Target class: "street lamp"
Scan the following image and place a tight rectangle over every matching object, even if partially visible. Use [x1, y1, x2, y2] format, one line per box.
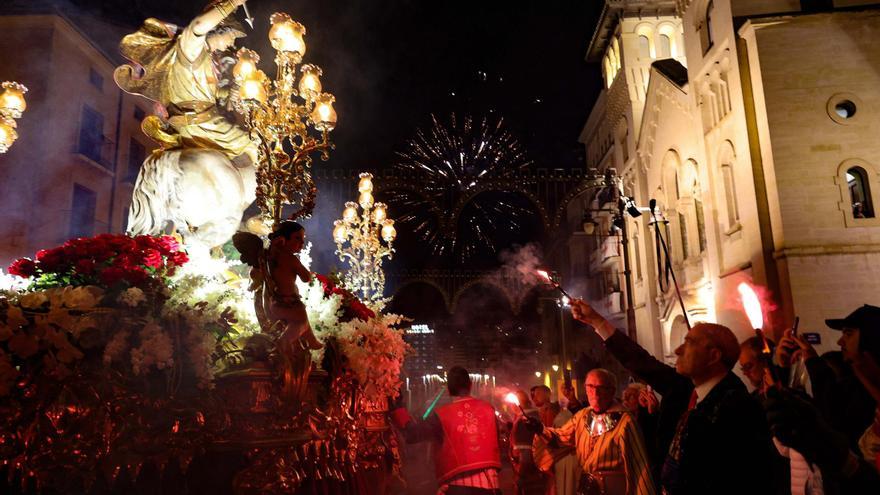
[232, 12, 337, 227]
[333, 172, 397, 304]
[581, 169, 640, 342]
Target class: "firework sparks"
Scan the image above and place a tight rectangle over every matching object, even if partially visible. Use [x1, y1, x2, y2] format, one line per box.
[391, 113, 534, 261]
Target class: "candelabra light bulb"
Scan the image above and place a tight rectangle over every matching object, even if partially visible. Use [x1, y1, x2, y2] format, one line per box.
[381, 219, 396, 242]
[0, 82, 27, 119]
[311, 93, 337, 132]
[232, 48, 259, 81]
[269, 13, 306, 56]
[0, 117, 17, 153]
[240, 71, 268, 104]
[343, 202, 359, 223]
[372, 203, 387, 224]
[333, 220, 348, 243]
[358, 191, 374, 209]
[358, 172, 374, 193]
[298, 64, 322, 99]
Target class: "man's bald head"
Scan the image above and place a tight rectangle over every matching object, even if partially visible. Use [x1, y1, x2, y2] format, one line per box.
[698, 323, 741, 370]
[675, 322, 741, 384]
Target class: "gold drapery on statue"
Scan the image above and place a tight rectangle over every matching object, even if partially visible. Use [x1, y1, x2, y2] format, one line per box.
[113, 18, 254, 160]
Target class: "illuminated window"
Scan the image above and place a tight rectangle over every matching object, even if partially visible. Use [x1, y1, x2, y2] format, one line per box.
[847, 167, 874, 218]
[722, 164, 740, 227]
[658, 34, 672, 59]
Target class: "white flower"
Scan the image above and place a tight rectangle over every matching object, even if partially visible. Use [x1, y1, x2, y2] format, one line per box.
[185, 324, 217, 389]
[130, 322, 174, 375]
[103, 330, 130, 365]
[118, 287, 146, 307]
[61, 286, 103, 309]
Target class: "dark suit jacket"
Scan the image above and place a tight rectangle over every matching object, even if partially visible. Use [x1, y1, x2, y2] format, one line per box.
[604, 331, 777, 495]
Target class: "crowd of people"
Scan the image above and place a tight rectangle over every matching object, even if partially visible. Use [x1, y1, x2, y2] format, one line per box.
[390, 301, 880, 495]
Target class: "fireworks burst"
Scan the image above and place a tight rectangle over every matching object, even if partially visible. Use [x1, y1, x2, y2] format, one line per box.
[390, 113, 535, 261]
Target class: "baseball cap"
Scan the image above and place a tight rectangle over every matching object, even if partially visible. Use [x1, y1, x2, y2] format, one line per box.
[825, 304, 880, 331]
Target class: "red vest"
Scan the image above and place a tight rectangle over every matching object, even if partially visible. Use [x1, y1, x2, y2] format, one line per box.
[434, 397, 502, 483]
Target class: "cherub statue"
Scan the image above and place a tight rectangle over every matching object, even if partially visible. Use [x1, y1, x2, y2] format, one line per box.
[233, 222, 323, 401]
[234, 222, 323, 349]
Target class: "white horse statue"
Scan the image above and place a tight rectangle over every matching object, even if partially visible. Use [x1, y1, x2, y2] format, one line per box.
[127, 148, 257, 259]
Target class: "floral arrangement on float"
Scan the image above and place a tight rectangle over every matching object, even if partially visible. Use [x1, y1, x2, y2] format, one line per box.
[0, 233, 410, 492]
[301, 272, 409, 406]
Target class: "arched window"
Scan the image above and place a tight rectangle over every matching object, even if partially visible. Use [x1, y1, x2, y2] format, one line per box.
[721, 165, 740, 226]
[638, 35, 651, 59]
[603, 57, 613, 88]
[847, 167, 875, 218]
[658, 34, 672, 59]
[699, 0, 715, 54]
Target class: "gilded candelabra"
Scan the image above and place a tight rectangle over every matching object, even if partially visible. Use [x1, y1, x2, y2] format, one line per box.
[233, 12, 337, 227]
[332, 173, 397, 303]
[0, 81, 27, 153]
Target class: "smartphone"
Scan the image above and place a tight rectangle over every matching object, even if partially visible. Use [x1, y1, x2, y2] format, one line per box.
[563, 369, 572, 387]
[791, 316, 800, 338]
[802, 332, 821, 345]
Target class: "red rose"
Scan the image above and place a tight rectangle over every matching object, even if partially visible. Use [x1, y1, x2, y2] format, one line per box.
[35, 248, 63, 272]
[123, 267, 148, 285]
[169, 251, 189, 267]
[157, 236, 180, 255]
[7, 258, 36, 278]
[74, 258, 96, 275]
[141, 248, 163, 269]
[113, 254, 137, 270]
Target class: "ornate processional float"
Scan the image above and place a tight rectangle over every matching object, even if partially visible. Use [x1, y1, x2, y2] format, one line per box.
[0, 2, 409, 493]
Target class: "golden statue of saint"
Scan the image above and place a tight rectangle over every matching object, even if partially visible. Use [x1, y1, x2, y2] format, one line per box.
[114, 0, 257, 166]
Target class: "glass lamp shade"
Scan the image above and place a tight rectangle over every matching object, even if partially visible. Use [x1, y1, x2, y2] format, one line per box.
[232, 48, 260, 81]
[343, 202, 359, 223]
[371, 203, 387, 224]
[332, 220, 348, 243]
[0, 117, 17, 153]
[298, 64, 322, 100]
[358, 172, 373, 193]
[269, 13, 306, 56]
[239, 71, 268, 104]
[358, 191, 374, 209]
[0, 82, 27, 119]
[310, 93, 337, 132]
[381, 219, 396, 242]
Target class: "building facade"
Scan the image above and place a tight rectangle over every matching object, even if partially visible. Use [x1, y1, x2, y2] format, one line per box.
[566, 0, 880, 361]
[0, 5, 156, 266]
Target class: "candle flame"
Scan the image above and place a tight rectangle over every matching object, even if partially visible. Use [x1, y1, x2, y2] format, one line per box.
[737, 282, 764, 330]
[504, 392, 520, 406]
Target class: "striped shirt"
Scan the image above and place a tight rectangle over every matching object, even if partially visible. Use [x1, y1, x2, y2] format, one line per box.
[538, 405, 656, 495]
[442, 468, 500, 493]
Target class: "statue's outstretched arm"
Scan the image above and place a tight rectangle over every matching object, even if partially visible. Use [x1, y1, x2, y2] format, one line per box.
[191, 0, 248, 37]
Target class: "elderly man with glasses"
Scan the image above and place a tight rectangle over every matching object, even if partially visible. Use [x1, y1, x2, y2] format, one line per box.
[522, 368, 655, 495]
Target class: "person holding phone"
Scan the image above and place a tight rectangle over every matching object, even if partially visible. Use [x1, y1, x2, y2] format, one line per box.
[775, 305, 879, 450]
